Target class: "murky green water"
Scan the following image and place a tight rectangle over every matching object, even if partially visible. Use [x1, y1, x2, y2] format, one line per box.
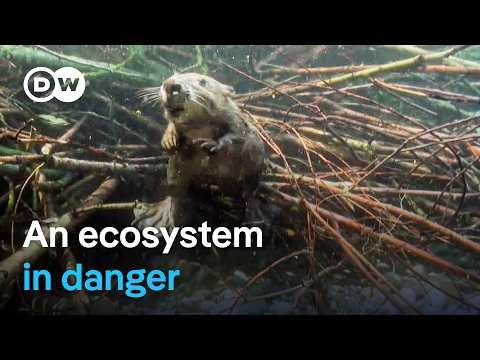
[1, 45, 480, 314]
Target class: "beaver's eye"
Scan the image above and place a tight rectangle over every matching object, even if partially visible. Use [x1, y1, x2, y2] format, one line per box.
[199, 79, 208, 87]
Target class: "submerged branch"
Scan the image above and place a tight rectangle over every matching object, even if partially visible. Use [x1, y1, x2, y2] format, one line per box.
[0, 177, 119, 291]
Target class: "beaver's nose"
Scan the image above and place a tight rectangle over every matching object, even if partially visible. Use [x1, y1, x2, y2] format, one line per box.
[164, 82, 182, 96]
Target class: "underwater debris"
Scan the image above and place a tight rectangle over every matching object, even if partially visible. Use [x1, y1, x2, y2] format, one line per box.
[1, 45, 480, 314]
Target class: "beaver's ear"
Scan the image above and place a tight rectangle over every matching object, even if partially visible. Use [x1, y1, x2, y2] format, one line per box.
[222, 84, 235, 97]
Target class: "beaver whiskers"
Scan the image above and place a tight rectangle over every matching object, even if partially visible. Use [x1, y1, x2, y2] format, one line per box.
[136, 86, 163, 104]
[138, 84, 212, 116]
[189, 92, 212, 114]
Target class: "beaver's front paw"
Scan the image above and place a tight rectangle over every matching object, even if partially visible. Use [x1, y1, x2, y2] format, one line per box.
[132, 197, 175, 231]
[192, 138, 219, 154]
[193, 136, 235, 154]
[161, 123, 178, 152]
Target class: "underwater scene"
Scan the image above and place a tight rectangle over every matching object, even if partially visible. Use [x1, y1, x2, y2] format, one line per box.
[0, 45, 480, 315]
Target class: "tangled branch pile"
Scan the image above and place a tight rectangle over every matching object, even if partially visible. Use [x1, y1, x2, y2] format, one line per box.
[1, 45, 480, 314]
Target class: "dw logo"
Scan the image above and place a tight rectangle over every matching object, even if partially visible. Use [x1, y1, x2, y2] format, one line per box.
[23, 67, 86, 103]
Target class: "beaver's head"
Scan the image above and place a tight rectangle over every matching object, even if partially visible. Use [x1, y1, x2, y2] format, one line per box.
[141, 73, 236, 126]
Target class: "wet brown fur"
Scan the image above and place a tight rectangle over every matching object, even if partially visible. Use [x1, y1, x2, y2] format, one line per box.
[133, 73, 265, 229]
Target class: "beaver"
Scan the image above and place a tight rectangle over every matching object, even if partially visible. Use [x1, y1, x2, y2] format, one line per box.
[133, 73, 265, 230]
